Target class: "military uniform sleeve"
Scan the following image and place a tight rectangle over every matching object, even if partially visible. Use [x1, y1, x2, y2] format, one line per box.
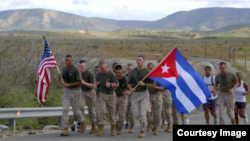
[89, 72, 95, 84]
[76, 68, 82, 81]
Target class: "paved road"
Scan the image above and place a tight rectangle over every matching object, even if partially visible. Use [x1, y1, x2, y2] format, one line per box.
[1, 105, 249, 141]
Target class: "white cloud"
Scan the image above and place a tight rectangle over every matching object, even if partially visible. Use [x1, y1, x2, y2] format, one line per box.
[72, 0, 88, 5]
[0, 0, 249, 21]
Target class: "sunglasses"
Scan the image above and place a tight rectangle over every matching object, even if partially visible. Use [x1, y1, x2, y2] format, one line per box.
[205, 69, 211, 70]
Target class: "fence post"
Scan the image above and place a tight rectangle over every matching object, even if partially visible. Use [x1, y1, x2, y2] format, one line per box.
[9, 119, 16, 131]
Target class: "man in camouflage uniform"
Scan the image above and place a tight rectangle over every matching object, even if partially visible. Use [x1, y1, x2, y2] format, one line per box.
[114, 65, 130, 135]
[128, 56, 152, 138]
[211, 62, 238, 125]
[59, 55, 85, 136]
[125, 63, 134, 129]
[94, 61, 119, 136]
[78, 60, 97, 134]
[145, 63, 163, 135]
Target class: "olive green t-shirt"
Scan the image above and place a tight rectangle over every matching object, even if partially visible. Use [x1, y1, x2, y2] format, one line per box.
[96, 70, 119, 94]
[115, 76, 129, 97]
[148, 81, 162, 94]
[81, 70, 94, 91]
[62, 65, 82, 88]
[215, 72, 238, 93]
[128, 67, 153, 92]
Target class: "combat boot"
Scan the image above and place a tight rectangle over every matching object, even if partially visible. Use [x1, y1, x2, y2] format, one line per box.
[60, 128, 69, 136]
[231, 119, 236, 125]
[78, 121, 86, 133]
[138, 131, 145, 138]
[111, 124, 116, 136]
[161, 120, 166, 129]
[117, 127, 123, 135]
[165, 123, 172, 133]
[89, 124, 97, 134]
[153, 127, 159, 135]
[129, 126, 134, 133]
[96, 125, 104, 136]
[146, 121, 152, 132]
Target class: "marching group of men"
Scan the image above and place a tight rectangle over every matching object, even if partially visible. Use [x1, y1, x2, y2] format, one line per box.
[58, 54, 249, 138]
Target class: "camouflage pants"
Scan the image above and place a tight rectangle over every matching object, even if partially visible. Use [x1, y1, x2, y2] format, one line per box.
[218, 92, 235, 124]
[116, 95, 128, 128]
[61, 88, 84, 128]
[80, 89, 96, 124]
[130, 90, 151, 132]
[95, 93, 101, 126]
[97, 92, 116, 125]
[172, 101, 187, 125]
[146, 92, 163, 127]
[162, 90, 172, 124]
[125, 95, 134, 125]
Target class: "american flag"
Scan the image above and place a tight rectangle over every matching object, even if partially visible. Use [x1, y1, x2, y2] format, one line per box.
[36, 36, 57, 104]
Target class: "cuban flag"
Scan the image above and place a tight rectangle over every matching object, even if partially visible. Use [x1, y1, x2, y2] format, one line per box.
[148, 47, 211, 114]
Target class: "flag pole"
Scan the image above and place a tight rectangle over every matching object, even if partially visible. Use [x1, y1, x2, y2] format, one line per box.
[42, 35, 64, 83]
[128, 47, 177, 95]
[56, 65, 64, 83]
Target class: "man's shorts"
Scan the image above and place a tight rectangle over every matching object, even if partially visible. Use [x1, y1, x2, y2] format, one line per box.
[202, 99, 217, 112]
[235, 101, 246, 109]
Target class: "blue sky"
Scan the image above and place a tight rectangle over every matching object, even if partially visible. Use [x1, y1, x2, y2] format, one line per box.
[0, 0, 249, 21]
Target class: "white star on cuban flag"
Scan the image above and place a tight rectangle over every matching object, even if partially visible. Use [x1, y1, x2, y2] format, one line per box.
[161, 64, 170, 73]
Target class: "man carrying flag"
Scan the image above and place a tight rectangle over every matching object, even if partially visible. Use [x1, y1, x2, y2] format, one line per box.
[127, 56, 153, 138]
[59, 55, 86, 136]
[146, 47, 211, 115]
[36, 36, 57, 104]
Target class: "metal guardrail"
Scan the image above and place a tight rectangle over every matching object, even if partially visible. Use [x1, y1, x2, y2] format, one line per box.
[0, 106, 88, 130]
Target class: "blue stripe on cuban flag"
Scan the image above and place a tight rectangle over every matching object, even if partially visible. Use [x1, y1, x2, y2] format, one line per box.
[148, 47, 211, 114]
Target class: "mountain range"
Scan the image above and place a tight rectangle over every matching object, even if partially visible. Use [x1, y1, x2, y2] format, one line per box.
[0, 7, 250, 32]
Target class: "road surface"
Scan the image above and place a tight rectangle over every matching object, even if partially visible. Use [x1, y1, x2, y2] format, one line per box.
[1, 105, 249, 141]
